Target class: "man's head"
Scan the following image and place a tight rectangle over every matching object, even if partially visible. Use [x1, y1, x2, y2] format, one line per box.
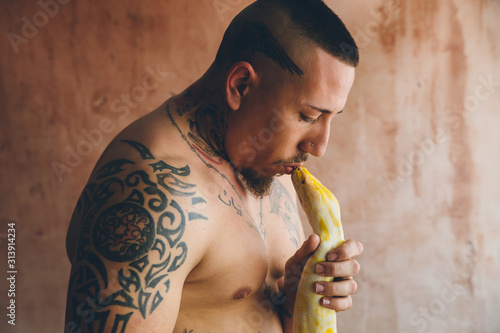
[215, 0, 359, 71]
[210, 0, 358, 197]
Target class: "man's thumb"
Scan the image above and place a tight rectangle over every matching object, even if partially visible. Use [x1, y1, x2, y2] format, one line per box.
[289, 234, 321, 266]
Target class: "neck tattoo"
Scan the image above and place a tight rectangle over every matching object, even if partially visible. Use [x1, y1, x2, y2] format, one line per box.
[165, 100, 267, 238]
[178, 90, 229, 162]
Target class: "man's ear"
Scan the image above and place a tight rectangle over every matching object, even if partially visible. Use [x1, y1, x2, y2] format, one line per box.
[225, 61, 256, 111]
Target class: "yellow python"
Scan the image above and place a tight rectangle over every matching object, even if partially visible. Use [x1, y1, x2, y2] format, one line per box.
[291, 167, 345, 333]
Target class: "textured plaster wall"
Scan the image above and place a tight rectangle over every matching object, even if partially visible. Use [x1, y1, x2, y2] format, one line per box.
[0, 0, 499, 332]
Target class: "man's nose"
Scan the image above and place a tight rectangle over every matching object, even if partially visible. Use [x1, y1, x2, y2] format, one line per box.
[298, 125, 330, 157]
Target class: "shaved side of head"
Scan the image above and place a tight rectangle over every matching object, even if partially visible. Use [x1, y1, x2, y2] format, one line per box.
[214, 0, 359, 77]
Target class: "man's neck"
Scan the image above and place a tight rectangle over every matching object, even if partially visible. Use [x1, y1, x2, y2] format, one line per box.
[167, 76, 258, 199]
[173, 75, 230, 164]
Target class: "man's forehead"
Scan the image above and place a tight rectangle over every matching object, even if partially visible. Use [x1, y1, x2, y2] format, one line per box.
[316, 48, 355, 84]
[297, 48, 355, 110]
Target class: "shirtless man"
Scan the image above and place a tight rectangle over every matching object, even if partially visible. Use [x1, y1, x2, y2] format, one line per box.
[64, 0, 363, 332]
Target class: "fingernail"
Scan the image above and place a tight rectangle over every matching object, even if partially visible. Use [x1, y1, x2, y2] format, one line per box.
[316, 264, 325, 273]
[328, 253, 338, 261]
[316, 284, 325, 293]
[322, 298, 330, 305]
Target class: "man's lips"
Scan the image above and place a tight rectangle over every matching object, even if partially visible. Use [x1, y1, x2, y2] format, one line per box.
[282, 164, 303, 175]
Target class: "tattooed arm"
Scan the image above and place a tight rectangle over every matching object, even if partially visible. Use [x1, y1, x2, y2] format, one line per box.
[64, 140, 211, 332]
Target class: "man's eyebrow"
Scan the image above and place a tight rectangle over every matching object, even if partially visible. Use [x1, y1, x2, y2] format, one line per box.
[307, 104, 343, 114]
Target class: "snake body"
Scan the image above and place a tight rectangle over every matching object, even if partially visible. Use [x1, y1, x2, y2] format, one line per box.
[291, 167, 345, 333]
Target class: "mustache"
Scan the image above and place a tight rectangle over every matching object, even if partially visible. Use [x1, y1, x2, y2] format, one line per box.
[273, 153, 309, 166]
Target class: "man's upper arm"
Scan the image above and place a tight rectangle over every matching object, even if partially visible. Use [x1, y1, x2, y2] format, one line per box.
[65, 142, 210, 332]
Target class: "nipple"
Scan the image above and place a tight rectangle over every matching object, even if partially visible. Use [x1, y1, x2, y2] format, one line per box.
[232, 287, 252, 300]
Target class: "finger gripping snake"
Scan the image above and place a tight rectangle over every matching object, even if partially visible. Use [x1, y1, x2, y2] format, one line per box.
[291, 167, 345, 333]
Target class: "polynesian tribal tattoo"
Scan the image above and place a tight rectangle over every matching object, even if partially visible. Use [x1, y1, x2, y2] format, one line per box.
[67, 140, 208, 332]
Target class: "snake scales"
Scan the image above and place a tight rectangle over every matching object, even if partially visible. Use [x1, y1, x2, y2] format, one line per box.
[291, 167, 345, 333]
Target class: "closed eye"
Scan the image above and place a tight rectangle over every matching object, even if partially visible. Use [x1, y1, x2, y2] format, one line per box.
[300, 113, 319, 124]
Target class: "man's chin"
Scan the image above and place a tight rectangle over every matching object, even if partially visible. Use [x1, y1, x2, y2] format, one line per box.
[239, 167, 275, 198]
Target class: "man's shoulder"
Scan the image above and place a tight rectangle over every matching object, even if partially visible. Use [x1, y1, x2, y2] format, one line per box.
[85, 129, 213, 218]
[92, 107, 184, 168]
[67, 125, 215, 257]
[65, 135, 213, 332]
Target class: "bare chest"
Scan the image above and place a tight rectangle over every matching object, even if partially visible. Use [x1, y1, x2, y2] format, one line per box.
[182, 179, 303, 305]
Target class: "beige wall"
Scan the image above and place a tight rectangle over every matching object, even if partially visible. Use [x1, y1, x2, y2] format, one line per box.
[1, 0, 499, 332]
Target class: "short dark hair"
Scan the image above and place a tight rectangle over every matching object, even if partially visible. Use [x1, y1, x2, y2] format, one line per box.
[215, 0, 359, 75]
[275, 0, 359, 67]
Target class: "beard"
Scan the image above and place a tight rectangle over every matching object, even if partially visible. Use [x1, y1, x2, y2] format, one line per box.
[239, 167, 274, 198]
[238, 153, 309, 198]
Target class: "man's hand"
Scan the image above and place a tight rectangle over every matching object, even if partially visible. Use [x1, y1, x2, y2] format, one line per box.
[314, 238, 363, 311]
[282, 236, 363, 314]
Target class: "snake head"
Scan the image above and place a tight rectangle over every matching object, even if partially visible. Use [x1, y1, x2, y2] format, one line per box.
[291, 167, 337, 204]
[291, 167, 322, 207]
[291, 167, 341, 233]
